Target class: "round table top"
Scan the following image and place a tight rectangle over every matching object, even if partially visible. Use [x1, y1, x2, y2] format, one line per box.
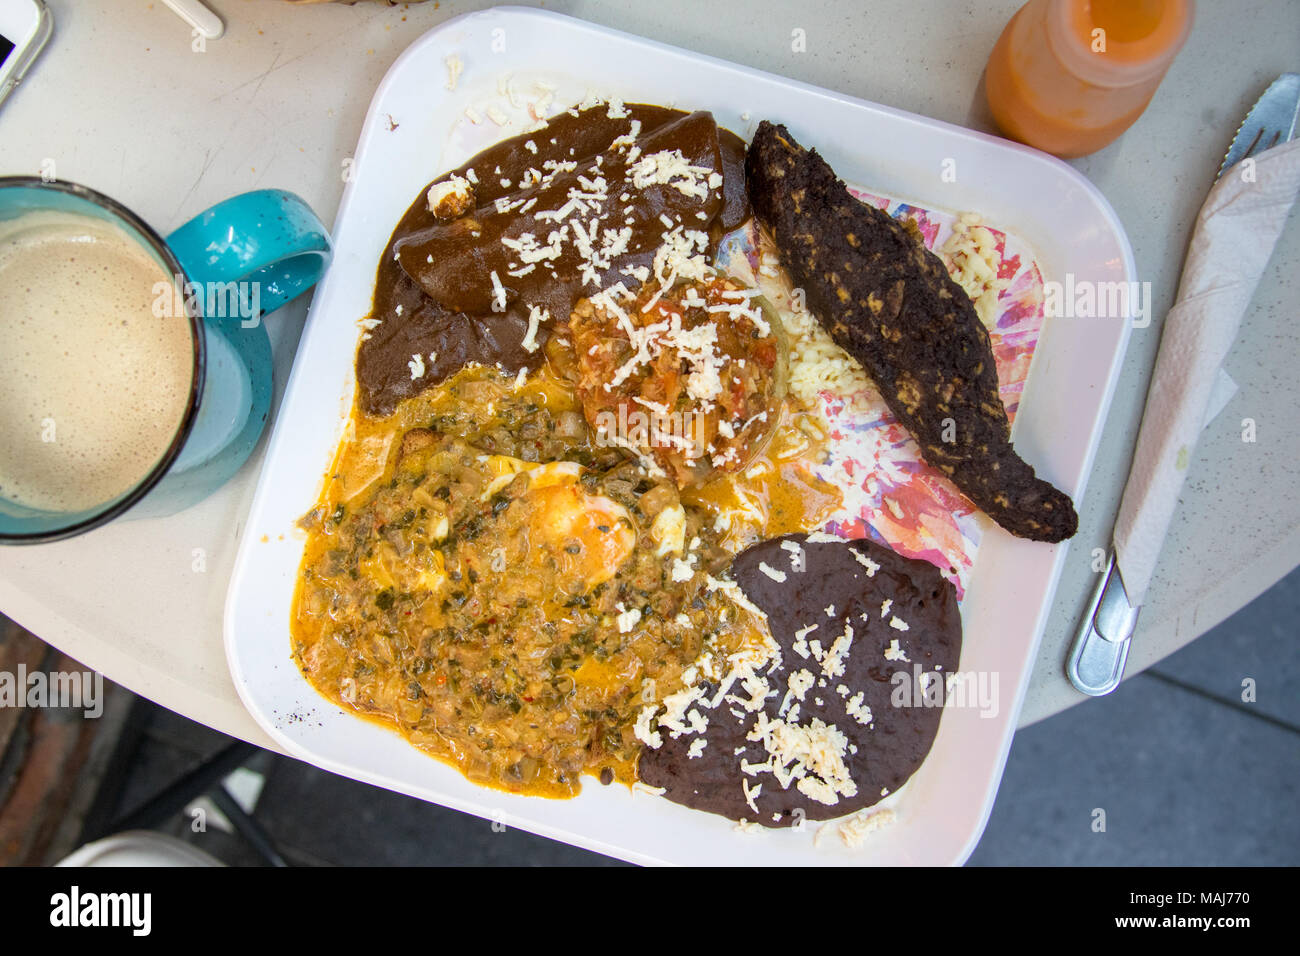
[1, 0, 1297, 751]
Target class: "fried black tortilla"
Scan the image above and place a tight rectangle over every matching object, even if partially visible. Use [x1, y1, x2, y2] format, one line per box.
[744, 121, 1077, 543]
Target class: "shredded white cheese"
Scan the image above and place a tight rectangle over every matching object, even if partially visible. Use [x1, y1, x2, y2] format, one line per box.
[444, 54, 463, 92]
[520, 304, 548, 353]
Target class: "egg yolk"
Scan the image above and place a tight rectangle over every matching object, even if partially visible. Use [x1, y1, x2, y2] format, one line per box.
[523, 482, 636, 589]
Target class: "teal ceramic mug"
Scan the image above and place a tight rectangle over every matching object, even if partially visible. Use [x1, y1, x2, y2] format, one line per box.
[0, 178, 331, 543]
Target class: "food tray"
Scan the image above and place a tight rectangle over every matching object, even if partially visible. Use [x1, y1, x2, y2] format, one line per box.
[225, 6, 1135, 865]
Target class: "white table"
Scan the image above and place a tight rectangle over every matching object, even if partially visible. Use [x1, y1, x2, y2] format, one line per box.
[1, 0, 1296, 753]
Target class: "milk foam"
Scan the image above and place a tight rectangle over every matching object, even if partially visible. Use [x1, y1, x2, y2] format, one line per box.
[0, 210, 195, 513]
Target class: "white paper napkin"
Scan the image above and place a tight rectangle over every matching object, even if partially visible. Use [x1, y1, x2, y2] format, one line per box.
[1115, 137, 1300, 606]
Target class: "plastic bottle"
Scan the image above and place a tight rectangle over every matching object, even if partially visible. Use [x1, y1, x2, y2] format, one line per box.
[985, 0, 1194, 158]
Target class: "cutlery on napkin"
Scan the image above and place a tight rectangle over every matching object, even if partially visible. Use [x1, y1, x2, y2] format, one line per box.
[1068, 75, 1300, 696]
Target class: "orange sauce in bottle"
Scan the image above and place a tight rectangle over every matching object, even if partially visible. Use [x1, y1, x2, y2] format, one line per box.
[986, 0, 1194, 157]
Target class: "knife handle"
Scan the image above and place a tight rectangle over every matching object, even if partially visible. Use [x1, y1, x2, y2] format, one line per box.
[1067, 551, 1141, 696]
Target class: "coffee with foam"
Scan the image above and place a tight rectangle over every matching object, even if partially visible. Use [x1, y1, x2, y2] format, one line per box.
[0, 211, 195, 513]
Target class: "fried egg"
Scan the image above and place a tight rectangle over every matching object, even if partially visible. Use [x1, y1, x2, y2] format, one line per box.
[475, 457, 634, 590]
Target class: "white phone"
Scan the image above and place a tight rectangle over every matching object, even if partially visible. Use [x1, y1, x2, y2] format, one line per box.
[0, 0, 51, 110]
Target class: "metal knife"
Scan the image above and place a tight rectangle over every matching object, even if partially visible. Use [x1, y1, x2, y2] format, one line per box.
[1067, 73, 1300, 697]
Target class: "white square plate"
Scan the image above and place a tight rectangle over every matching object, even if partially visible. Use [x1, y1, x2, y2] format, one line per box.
[224, 6, 1135, 865]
